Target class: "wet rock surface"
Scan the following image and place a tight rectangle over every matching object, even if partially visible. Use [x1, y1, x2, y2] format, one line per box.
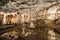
[0, 0, 60, 40]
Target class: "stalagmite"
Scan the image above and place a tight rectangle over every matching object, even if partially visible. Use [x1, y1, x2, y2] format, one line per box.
[29, 22, 35, 28]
